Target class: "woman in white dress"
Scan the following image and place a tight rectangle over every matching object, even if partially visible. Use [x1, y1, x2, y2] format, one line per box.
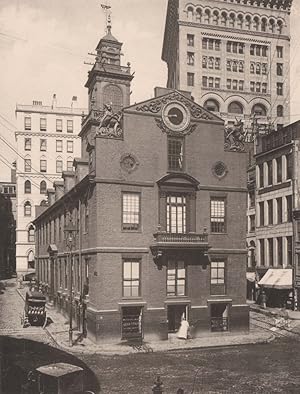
[177, 317, 189, 339]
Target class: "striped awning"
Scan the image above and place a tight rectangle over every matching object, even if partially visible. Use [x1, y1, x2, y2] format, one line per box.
[258, 269, 292, 290]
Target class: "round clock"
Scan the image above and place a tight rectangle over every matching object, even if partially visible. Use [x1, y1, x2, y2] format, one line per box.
[162, 102, 190, 132]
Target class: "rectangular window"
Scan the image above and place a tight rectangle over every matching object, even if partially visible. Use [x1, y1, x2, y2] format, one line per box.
[167, 195, 186, 234]
[210, 261, 225, 295]
[277, 237, 283, 265]
[56, 119, 63, 132]
[287, 236, 293, 266]
[232, 80, 238, 90]
[187, 34, 194, 47]
[286, 153, 293, 179]
[202, 76, 208, 87]
[24, 158, 31, 172]
[259, 201, 264, 227]
[250, 81, 255, 92]
[277, 46, 283, 58]
[262, 46, 267, 57]
[202, 38, 208, 50]
[123, 260, 140, 297]
[24, 117, 31, 130]
[277, 63, 283, 76]
[268, 238, 274, 266]
[167, 260, 186, 296]
[67, 140, 73, 153]
[56, 160, 63, 173]
[262, 83, 267, 94]
[277, 197, 282, 224]
[259, 164, 264, 187]
[277, 83, 283, 96]
[40, 118, 47, 131]
[208, 77, 214, 88]
[215, 58, 220, 70]
[122, 192, 140, 231]
[239, 43, 244, 54]
[67, 120, 73, 133]
[250, 215, 255, 232]
[286, 195, 293, 222]
[215, 78, 220, 89]
[239, 80, 244, 91]
[211, 197, 226, 233]
[260, 239, 265, 266]
[67, 160, 73, 172]
[24, 138, 31, 151]
[168, 138, 183, 171]
[187, 72, 194, 87]
[56, 140, 63, 152]
[215, 40, 220, 51]
[250, 45, 255, 56]
[267, 160, 273, 185]
[208, 39, 213, 50]
[40, 139, 47, 151]
[40, 159, 47, 173]
[187, 52, 195, 65]
[268, 200, 273, 225]
[276, 157, 282, 183]
[226, 42, 231, 52]
[226, 79, 231, 90]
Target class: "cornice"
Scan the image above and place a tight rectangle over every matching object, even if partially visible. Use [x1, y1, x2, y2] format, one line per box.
[211, 0, 292, 13]
[180, 22, 290, 42]
[15, 131, 81, 138]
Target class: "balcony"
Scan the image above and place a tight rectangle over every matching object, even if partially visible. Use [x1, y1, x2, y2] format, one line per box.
[150, 231, 210, 269]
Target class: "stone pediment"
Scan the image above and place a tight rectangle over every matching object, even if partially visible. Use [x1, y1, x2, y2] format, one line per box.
[125, 90, 223, 124]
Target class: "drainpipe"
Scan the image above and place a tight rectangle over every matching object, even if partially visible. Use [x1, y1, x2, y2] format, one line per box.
[78, 199, 83, 332]
[292, 140, 298, 311]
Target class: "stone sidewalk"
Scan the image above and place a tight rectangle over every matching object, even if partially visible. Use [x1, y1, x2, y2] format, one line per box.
[13, 282, 275, 356]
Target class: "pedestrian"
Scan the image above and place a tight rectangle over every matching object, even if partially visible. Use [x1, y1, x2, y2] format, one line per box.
[261, 290, 267, 309]
[177, 316, 189, 340]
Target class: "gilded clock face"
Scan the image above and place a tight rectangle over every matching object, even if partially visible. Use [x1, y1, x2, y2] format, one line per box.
[162, 102, 190, 132]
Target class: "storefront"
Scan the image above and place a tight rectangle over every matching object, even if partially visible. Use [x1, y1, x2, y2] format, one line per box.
[258, 269, 293, 308]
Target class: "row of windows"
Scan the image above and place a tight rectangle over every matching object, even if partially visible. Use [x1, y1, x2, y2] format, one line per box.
[250, 62, 268, 75]
[24, 117, 74, 133]
[24, 180, 47, 194]
[259, 236, 292, 267]
[258, 154, 292, 188]
[226, 79, 244, 91]
[226, 60, 244, 73]
[1, 185, 16, 194]
[250, 81, 268, 94]
[258, 195, 292, 227]
[24, 158, 73, 174]
[202, 56, 221, 70]
[202, 76, 221, 89]
[24, 138, 74, 153]
[186, 6, 284, 34]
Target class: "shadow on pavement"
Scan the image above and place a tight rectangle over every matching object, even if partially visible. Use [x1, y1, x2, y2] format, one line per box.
[0, 336, 100, 393]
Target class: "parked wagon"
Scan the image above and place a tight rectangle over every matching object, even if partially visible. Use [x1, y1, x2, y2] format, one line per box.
[22, 289, 47, 327]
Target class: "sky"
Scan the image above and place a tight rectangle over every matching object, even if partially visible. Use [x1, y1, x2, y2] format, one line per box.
[0, 0, 300, 180]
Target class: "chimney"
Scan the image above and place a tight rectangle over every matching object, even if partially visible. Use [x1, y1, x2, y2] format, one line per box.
[47, 188, 55, 206]
[52, 94, 57, 109]
[73, 158, 89, 184]
[53, 180, 64, 201]
[62, 171, 75, 193]
[71, 96, 77, 108]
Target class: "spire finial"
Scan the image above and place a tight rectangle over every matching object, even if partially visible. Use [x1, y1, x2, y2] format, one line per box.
[100, 1, 112, 34]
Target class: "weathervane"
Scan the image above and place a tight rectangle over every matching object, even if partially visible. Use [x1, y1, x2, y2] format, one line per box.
[100, 0, 112, 34]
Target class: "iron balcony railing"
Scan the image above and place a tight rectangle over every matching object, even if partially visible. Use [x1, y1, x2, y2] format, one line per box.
[153, 232, 208, 244]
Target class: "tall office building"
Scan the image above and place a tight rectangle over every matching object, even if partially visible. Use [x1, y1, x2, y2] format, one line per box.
[162, 0, 293, 131]
[15, 97, 87, 277]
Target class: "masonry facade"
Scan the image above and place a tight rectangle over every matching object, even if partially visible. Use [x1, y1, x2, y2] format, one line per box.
[15, 98, 87, 276]
[162, 0, 293, 131]
[34, 26, 249, 344]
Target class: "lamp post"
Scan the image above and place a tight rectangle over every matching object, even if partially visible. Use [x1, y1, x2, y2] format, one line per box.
[64, 219, 77, 347]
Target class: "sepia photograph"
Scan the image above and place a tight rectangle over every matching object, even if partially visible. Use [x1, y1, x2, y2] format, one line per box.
[1, 0, 300, 392]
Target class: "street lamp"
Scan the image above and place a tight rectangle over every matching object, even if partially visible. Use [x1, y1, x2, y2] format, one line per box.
[64, 218, 77, 347]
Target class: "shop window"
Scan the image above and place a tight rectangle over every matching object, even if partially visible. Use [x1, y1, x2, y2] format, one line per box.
[167, 260, 186, 296]
[123, 260, 140, 297]
[122, 192, 141, 231]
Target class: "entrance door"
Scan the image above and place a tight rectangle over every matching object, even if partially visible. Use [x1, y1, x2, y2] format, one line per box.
[210, 303, 229, 332]
[167, 305, 188, 333]
[121, 306, 143, 340]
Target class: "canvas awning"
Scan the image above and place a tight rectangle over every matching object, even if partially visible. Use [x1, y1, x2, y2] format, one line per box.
[258, 269, 292, 290]
[246, 272, 256, 282]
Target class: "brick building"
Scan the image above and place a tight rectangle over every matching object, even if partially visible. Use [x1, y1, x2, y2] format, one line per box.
[162, 0, 293, 131]
[34, 25, 249, 344]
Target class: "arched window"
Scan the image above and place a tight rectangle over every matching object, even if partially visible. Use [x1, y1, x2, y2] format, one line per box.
[253, 17, 259, 31]
[250, 63, 255, 73]
[229, 13, 235, 27]
[204, 9, 210, 24]
[269, 19, 275, 33]
[103, 84, 123, 113]
[277, 20, 283, 34]
[195, 8, 202, 22]
[277, 105, 284, 117]
[40, 200, 48, 207]
[204, 99, 220, 112]
[40, 180, 47, 194]
[245, 15, 251, 30]
[256, 63, 261, 74]
[221, 12, 227, 26]
[28, 224, 35, 243]
[228, 101, 244, 114]
[212, 11, 219, 25]
[237, 14, 243, 28]
[24, 180, 31, 194]
[252, 104, 267, 116]
[24, 201, 32, 217]
[28, 250, 35, 270]
[187, 6, 194, 20]
[261, 18, 267, 32]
